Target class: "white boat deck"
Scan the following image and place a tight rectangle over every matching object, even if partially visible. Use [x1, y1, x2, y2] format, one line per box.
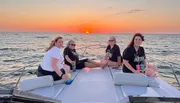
[30, 67, 180, 103]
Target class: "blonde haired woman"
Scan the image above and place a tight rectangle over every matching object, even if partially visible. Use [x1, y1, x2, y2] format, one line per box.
[63, 40, 102, 70]
[36, 36, 70, 81]
[102, 36, 122, 68]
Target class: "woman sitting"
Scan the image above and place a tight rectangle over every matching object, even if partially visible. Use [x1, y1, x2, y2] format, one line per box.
[101, 36, 122, 68]
[122, 33, 147, 73]
[36, 36, 70, 81]
[63, 40, 101, 70]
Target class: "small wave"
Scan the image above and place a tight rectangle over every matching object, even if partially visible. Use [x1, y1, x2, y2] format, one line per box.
[0, 48, 36, 52]
[0, 48, 10, 50]
[175, 70, 180, 75]
[36, 36, 49, 38]
[157, 65, 170, 69]
[3, 59, 16, 62]
[159, 73, 174, 79]
[162, 50, 168, 53]
[99, 45, 106, 48]
[22, 48, 36, 52]
[3, 58, 22, 62]
[28, 55, 43, 59]
[11, 66, 22, 68]
[0, 48, 19, 51]
[12, 72, 21, 76]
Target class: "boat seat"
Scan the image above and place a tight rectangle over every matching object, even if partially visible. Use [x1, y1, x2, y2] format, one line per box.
[19, 75, 54, 91]
[29, 70, 80, 99]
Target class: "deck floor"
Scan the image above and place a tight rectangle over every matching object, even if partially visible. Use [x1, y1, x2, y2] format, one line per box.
[31, 67, 180, 103]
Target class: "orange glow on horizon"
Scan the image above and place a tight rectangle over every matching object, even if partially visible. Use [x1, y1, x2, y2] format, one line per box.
[1, 14, 180, 33]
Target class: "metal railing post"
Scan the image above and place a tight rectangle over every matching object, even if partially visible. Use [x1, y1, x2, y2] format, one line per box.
[170, 65, 180, 87]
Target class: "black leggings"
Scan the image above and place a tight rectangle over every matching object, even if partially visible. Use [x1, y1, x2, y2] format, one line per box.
[66, 58, 88, 70]
[36, 65, 66, 81]
[76, 59, 88, 69]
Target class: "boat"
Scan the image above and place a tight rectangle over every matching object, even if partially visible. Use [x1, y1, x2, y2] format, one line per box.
[1, 64, 180, 103]
[1, 45, 180, 103]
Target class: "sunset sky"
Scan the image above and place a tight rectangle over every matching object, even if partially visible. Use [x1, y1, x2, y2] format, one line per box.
[0, 0, 180, 34]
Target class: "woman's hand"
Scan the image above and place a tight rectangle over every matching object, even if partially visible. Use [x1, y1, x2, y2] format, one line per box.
[117, 61, 122, 67]
[134, 70, 141, 74]
[71, 61, 76, 65]
[62, 74, 69, 80]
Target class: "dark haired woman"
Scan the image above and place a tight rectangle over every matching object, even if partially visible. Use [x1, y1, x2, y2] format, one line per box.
[122, 33, 146, 73]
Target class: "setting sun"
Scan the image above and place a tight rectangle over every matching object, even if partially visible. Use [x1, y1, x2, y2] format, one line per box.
[85, 31, 89, 34]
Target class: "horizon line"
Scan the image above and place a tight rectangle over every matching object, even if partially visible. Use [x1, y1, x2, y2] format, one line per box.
[0, 31, 180, 35]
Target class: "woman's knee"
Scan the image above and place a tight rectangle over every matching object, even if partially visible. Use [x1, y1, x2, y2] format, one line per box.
[87, 58, 91, 62]
[107, 60, 117, 66]
[85, 62, 92, 67]
[84, 62, 88, 66]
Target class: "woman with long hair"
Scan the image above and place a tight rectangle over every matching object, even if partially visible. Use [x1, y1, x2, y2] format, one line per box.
[36, 36, 70, 81]
[122, 33, 147, 73]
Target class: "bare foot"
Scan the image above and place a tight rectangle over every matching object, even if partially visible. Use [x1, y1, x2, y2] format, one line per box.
[100, 63, 107, 69]
[112, 66, 120, 69]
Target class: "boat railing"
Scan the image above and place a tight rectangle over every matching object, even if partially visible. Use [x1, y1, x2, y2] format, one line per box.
[0, 63, 34, 90]
[0, 63, 61, 102]
[76, 44, 102, 57]
[148, 57, 180, 87]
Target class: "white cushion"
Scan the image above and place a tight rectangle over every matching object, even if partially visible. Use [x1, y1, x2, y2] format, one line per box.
[114, 73, 160, 87]
[20, 75, 54, 91]
[54, 79, 65, 84]
[114, 73, 149, 86]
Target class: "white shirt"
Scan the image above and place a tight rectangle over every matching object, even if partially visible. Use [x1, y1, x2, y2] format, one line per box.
[40, 46, 64, 72]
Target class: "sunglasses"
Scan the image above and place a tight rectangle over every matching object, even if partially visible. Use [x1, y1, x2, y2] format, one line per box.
[108, 40, 114, 42]
[70, 44, 76, 46]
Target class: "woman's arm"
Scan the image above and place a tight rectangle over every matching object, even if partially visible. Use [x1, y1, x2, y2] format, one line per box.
[144, 59, 147, 67]
[123, 59, 140, 74]
[104, 53, 108, 60]
[65, 55, 75, 65]
[51, 57, 64, 77]
[142, 47, 147, 66]
[117, 56, 122, 66]
[116, 46, 122, 66]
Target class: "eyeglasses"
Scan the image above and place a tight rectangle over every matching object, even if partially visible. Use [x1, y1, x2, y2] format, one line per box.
[70, 44, 76, 46]
[108, 40, 114, 42]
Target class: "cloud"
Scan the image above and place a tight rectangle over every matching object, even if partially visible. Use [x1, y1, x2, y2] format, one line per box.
[107, 6, 113, 9]
[127, 9, 146, 13]
[115, 9, 146, 15]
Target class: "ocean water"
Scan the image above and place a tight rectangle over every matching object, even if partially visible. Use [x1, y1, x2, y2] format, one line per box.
[0, 32, 180, 89]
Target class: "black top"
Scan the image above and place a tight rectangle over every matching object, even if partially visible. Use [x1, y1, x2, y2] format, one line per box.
[63, 47, 79, 67]
[105, 44, 121, 62]
[122, 46, 146, 73]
